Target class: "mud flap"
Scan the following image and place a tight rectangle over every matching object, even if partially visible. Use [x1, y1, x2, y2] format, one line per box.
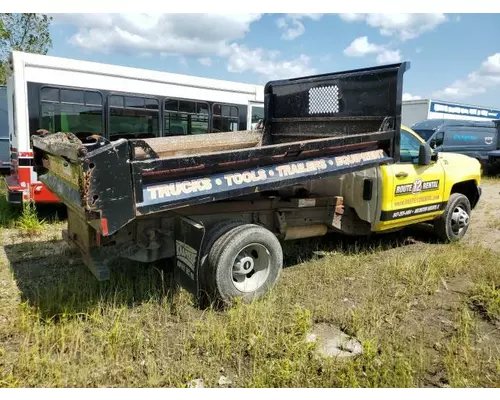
[173, 215, 206, 299]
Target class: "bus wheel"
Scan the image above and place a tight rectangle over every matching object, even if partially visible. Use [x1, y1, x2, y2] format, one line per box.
[434, 193, 471, 242]
[204, 223, 283, 305]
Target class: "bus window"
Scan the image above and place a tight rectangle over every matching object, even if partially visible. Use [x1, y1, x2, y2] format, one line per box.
[40, 87, 103, 140]
[108, 95, 159, 140]
[212, 104, 239, 133]
[164, 99, 209, 136]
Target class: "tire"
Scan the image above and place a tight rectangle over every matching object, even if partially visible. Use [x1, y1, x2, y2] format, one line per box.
[199, 220, 247, 297]
[434, 193, 472, 242]
[202, 223, 283, 305]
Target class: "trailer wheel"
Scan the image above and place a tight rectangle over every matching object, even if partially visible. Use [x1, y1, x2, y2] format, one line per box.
[204, 224, 283, 305]
[434, 193, 471, 242]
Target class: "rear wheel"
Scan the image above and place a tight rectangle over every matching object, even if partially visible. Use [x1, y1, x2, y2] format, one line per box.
[201, 223, 283, 305]
[434, 193, 471, 242]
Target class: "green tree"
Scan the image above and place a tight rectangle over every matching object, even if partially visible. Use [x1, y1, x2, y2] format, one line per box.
[0, 13, 53, 84]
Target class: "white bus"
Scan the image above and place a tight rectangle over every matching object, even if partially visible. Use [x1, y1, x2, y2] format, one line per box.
[0, 86, 9, 173]
[4, 51, 265, 204]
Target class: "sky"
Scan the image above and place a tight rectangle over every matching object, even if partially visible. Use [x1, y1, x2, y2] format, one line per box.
[46, 13, 500, 108]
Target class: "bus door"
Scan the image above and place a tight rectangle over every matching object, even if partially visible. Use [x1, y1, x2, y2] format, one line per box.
[247, 102, 264, 130]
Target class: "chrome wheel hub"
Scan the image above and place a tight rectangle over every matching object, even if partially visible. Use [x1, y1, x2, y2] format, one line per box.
[451, 205, 469, 235]
[231, 243, 271, 293]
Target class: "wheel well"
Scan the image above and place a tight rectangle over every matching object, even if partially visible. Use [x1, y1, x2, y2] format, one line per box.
[451, 180, 479, 209]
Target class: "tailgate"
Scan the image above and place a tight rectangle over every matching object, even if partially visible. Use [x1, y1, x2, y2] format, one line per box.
[40, 153, 83, 209]
[33, 133, 136, 236]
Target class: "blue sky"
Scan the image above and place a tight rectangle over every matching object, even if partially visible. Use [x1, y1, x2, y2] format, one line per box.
[48, 13, 500, 108]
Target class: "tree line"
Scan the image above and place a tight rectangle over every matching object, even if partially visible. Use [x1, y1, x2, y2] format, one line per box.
[0, 13, 52, 85]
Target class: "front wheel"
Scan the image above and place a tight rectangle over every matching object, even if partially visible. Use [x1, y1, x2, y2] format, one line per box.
[434, 193, 471, 242]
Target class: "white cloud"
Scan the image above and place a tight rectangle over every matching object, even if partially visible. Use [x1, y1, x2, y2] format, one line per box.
[432, 53, 500, 100]
[52, 12, 317, 81]
[198, 57, 212, 67]
[376, 49, 402, 64]
[276, 14, 323, 40]
[225, 43, 316, 80]
[53, 13, 262, 56]
[339, 13, 364, 23]
[402, 93, 422, 101]
[343, 36, 383, 57]
[339, 13, 447, 41]
[344, 36, 402, 64]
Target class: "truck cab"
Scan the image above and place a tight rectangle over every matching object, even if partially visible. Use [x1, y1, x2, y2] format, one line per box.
[377, 124, 481, 233]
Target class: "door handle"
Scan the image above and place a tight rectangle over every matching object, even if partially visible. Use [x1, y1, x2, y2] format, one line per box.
[395, 171, 408, 178]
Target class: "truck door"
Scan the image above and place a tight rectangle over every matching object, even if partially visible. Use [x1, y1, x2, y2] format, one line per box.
[378, 127, 445, 229]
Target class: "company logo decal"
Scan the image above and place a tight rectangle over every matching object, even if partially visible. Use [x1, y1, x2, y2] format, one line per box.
[394, 194, 440, 207]
[395, 179, 440, 196]
[485, 137, 494, 145]
[175, 240, 197, 280]
[380, 202, 446, 221]
[141, 149, 388, 207]
[453, 135, 477, 141]
[431, 102, 500, 119]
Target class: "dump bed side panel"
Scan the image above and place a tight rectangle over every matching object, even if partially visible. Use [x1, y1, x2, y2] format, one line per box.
[137, 148, 391, 215]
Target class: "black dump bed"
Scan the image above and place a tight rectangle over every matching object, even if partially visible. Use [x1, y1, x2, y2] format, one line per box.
[33, 62, 410, 236]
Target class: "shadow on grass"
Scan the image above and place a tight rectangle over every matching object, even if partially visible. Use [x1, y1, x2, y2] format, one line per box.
[35, 203, 68, 222]
[4, 239, 177, 320]
[4, 222, 440, 319]
[282, 223, 441, 268]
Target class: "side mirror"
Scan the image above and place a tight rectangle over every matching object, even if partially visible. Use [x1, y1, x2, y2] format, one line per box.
[418, 143, 432, 166]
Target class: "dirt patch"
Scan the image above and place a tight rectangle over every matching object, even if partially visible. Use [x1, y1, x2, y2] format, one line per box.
[465, 180, 500, 251]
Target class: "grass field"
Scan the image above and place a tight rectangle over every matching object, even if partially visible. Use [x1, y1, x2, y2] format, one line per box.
[0, 180, 499, 388]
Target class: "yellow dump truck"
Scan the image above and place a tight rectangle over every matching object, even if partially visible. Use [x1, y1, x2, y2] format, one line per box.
[31, 62, 482, 306]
